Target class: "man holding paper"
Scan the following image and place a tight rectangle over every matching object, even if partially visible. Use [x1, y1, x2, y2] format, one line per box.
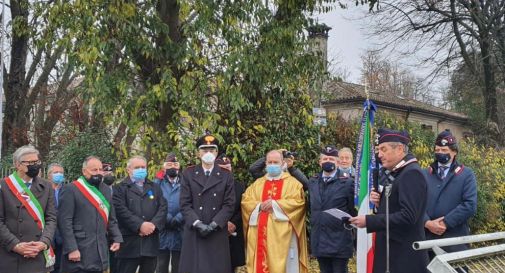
[350, 129, 429, 273]
[307, 145, 356, 273]
[241, 149, 308, 273]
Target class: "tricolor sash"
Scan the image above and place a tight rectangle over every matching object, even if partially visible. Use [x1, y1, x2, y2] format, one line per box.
[73, 176, 110, 226]
[4, 172, 56, 268]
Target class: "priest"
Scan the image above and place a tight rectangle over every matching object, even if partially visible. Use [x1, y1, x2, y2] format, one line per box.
[241, 149, 308, 273]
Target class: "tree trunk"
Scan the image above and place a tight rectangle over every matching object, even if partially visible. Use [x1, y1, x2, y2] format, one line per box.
[479, 32, 499, 124]
[3, 0, 30, 155]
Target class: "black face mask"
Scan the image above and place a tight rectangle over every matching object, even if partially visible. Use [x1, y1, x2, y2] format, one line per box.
[26, 164, 42, 178]
[102, 175, 115, 186]
[435, 153, 451, 165]
[165, 168, 178, 178]
[321, 162, 336, 173]
[88, 174, 103, 187]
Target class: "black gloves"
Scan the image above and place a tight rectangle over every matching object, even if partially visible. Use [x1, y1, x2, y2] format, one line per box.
[194, 221, 220, 238]
[208, 221, 219, 232]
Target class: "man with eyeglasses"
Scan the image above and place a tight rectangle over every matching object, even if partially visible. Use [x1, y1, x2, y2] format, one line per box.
[47, 162, 65, 273]
[179, 132, 235, 273]
[0, 145, 57, 273]
[113, 155, 167, 273]
[58, 156, 123, 273]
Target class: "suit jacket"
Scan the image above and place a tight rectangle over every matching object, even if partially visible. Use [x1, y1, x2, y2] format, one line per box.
[113, 177, 167, 258]
[58, 180, 123, 273]
[179, 165, 235, 273]
[0, 176, 57, 273]
[366, 154, 429, 273]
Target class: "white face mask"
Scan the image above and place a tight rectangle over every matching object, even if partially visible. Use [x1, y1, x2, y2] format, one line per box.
[201, 152, 216, 164]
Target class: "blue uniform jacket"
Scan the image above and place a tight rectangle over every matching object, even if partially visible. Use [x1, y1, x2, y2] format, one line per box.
[424, 160, 477, 252]
[154, 176, 184, 251]
[308, 170, 357, 258]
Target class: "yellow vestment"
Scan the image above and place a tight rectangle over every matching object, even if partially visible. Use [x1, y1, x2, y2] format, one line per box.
[241, 172, 308, 273]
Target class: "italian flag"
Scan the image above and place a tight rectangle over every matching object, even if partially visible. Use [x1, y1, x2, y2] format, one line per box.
[354, 99, 377, 273]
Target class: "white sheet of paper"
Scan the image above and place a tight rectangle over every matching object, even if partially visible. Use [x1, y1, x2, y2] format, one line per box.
[323, 208, 357, 228]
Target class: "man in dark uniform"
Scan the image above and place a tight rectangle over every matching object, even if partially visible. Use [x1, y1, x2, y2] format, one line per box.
[58, 156, 123, 273]
[216, 154, 246, 272]
[179, 133, 235, 273]
[0, 146, 57, 273]
[249, 149, 309, 189]
[350, 129, 429, 273]
[424, 130, 477, 256]
[113, 155, 168, 273]
[308, 145, 356, 273]
[155, 152, 184, 273]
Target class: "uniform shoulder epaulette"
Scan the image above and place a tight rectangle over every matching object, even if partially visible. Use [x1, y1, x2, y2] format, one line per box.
[454, 165, 464, 175]
[186, 165, 196, 169]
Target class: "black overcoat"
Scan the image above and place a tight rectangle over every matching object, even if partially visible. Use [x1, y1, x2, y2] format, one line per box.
[366, 154, 429, 273]
[229, 179, 245, 268]
[113, 177, 167, 258]
[58, 180, 123, 273]
[308, 171, 357, 258]
[179, 165, 235, 273]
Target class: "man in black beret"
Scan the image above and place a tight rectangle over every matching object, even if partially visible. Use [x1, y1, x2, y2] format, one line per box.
[424, 130, 477, 257]
[308, 145, 356, 273]
[179, 133, 235, 273]
[350, 128, 429, 273]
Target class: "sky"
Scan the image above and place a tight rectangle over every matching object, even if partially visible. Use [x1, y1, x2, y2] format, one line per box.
[314, 5, 377, 83]
[313, 4, 449, 104]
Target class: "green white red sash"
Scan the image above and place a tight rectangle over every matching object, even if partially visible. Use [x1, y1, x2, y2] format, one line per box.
[4, 172, 56, 268]
[73, 176, 110, 226]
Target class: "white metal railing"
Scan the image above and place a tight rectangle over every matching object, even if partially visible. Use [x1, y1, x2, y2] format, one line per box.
[413, 232, 505, 273]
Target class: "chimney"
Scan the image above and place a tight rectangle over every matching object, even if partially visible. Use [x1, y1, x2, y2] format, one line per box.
[308, 23, 331, 72]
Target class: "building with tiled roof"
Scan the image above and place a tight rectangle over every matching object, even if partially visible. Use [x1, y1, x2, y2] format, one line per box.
[322, 81, 471, 140]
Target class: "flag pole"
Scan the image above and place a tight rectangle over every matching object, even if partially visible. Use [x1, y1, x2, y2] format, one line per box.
[0, 0, 5, 160]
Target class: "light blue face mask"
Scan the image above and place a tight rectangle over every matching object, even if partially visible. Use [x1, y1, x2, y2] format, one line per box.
[52, 173, 65, 184]
[132, 168, 148, 181]
[266, 164, 282, 177]
[339, 167, 352, 173]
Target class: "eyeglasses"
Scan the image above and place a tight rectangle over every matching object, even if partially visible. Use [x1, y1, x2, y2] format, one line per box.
[20, 160, 41, 166]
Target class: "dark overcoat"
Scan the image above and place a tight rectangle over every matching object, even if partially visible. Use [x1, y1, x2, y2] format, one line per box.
[58, 180, 123, 273]
[424, 161, 477, 252]
[366, 154, 429, 273]
[179, 165, 235, 273]
[0, 176, 57, 273]
[113, 177, 167, 258]
[229, 179, 245, 268]
[308, 171, 357, 258]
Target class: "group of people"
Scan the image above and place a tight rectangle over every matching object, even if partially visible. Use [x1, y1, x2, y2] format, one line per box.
[0, 128, 477, 273]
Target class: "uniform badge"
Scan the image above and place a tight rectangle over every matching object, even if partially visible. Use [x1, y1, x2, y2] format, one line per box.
[441, 139, 448, 146]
